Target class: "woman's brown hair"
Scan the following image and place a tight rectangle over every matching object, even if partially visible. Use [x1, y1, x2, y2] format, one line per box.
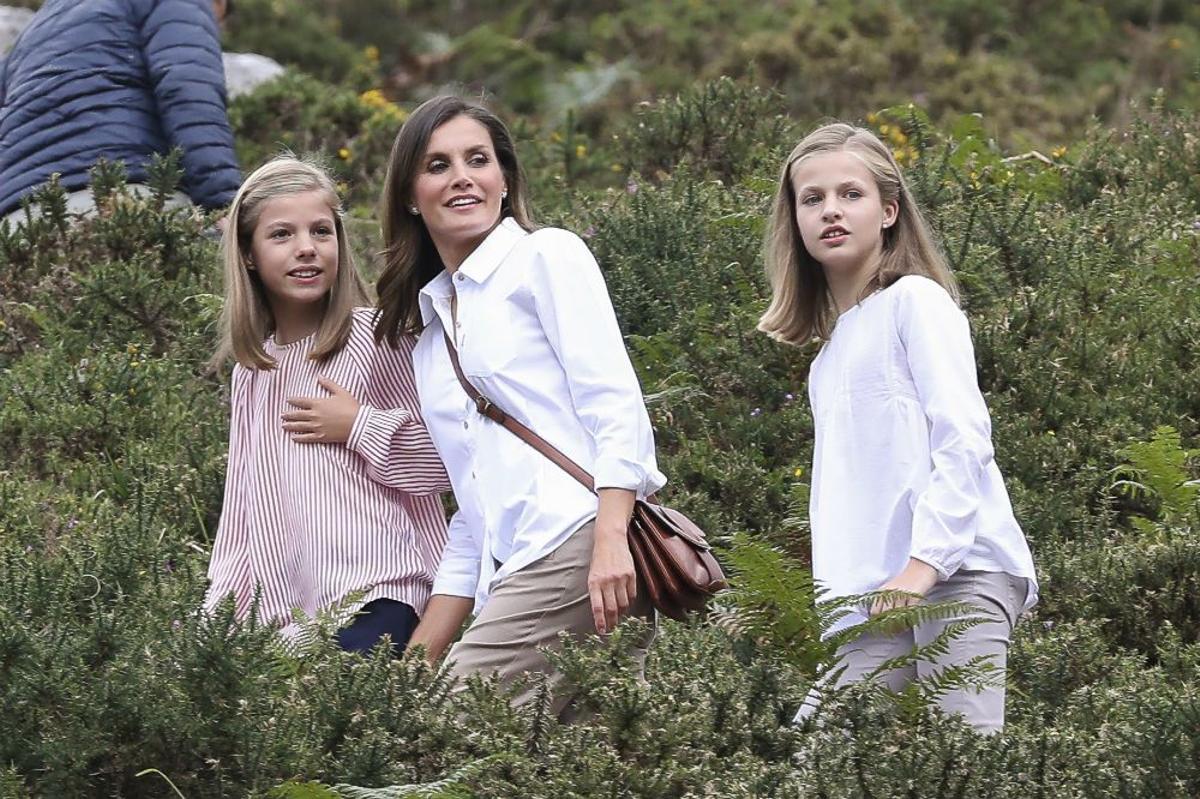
[374, 95, 535, 345]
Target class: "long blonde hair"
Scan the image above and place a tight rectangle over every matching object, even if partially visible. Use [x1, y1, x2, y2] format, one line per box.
[213, 155, 369, 370]
[374, 95, 536, 345]
[757, 122, 958, 346]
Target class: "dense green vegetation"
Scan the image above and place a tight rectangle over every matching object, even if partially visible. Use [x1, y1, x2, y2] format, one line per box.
[2, 1, 1200, 796]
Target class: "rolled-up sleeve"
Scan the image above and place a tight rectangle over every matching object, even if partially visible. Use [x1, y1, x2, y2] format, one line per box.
[431, 510, 482, 598]
[897, 279, 994, 579]
[526, 229, 666, 498]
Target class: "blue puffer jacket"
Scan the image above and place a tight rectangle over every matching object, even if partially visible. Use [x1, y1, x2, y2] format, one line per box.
[0, 0, 241, 216]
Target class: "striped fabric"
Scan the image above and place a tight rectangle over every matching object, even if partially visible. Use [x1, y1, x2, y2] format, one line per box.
[204, 308, 450, 640]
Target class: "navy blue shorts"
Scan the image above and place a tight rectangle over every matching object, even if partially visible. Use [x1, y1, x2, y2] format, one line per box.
[335, 598, 418, 658]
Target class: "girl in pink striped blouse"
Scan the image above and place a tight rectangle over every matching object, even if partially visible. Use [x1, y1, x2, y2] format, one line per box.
[203, 155, 451, 654]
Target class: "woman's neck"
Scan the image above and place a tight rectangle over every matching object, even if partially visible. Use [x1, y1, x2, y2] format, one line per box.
[433, 218, 503, 274]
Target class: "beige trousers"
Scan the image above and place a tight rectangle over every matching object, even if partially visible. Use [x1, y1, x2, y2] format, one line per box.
[445, 520, 655, 720]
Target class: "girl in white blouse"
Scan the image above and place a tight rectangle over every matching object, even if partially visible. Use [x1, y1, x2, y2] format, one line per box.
[758, 123, 1038, 733]
[373, 96, 664, 719]
[204, 155, 450, 655]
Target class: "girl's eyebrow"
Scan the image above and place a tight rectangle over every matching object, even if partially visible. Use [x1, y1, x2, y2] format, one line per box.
[262, 216, 335, 228]
[795, 178, 869, 193]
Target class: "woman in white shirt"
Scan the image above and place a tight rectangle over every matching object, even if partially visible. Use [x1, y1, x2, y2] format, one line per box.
[372, 95, 665, 719]
[757, 122, 1037, 733]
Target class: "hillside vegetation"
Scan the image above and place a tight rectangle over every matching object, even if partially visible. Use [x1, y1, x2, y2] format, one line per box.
[1, 2, 1200, 797]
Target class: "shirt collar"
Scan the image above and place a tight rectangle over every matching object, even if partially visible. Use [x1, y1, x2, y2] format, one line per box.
[418, 217, 528, 327]
[417, 270, 452, 326]
[459, 216, 527, 283]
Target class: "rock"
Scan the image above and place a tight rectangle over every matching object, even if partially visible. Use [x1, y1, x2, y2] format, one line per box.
[222, 51, 285, 99]
[0, 6, 34, 55]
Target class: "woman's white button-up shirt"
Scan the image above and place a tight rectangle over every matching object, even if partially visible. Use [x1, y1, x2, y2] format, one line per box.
[413, 217, 666, 610]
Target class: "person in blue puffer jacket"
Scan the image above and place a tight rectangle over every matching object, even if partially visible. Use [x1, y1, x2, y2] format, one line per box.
[0, 0, 241, 222]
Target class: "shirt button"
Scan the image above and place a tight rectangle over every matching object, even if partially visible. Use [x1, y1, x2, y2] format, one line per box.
[455, 321, 462, 329]
[463, 420, 469, 429]
[455, 273, 465, 282]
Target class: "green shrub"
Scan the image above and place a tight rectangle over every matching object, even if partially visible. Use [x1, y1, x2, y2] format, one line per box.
[4, 80, 1200, 796]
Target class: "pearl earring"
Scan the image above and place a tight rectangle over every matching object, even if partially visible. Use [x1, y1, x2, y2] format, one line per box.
[409, 206, 419, 216]
[501, 189, 508, 199]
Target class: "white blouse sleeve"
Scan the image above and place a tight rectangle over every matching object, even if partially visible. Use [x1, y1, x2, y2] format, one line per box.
[895, 277, 996, 580]
[430, 509, 482, 598]
[526, 229, 665, 497]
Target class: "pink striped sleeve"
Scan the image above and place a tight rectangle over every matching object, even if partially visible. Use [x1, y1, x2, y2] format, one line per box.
[203, 366, 255, 617]
[345, 330, 451, 496]
[409, 492, 451, 586]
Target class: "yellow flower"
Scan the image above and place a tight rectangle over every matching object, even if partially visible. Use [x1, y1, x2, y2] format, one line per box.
[1051, 146, 1067, 159]
[364, 45, 381, 63]
[610, 163, 624, 172]
[359, 89, 388, 109]
[575, 143, 588, 159]
[879, 124, 890, 136]
[338, 147, 351, 161]
[793, 467, 803, 478]
[550, 131, 563, 143]
[866, 112, 878, 125]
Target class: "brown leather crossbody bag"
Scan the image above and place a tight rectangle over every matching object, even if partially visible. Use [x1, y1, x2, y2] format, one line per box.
[442, 332, 727, 620]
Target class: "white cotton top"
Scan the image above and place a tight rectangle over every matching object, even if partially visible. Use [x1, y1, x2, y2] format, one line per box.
[808, 275, 1038, 635]
[413, 217, 666, 611]
[203, 309, 450, 640]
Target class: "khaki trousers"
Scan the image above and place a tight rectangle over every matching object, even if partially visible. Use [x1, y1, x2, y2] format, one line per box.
[445, 520, 655, 720]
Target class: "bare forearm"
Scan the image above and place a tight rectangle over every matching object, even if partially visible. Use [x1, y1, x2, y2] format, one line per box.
[409, 594, 473, 663]
[890, 558, 939, 594]
[595, 487, 635, 538]
[872, 557, 939, 616]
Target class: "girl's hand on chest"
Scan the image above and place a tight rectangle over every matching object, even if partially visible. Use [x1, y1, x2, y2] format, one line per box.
[282, 376, 361, 444]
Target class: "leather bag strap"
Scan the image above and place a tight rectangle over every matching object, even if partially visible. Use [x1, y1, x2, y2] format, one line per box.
[443, 331, 598, 493]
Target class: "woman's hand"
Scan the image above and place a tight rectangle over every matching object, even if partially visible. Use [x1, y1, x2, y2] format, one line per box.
[589, 488, 638, 634]
[870, 558, 939, 616]
[407, 595, 474, 664]
[283, 376, 361, 444]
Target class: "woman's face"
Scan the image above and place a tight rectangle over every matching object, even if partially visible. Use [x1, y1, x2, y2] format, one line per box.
[411, 114, 507, 269]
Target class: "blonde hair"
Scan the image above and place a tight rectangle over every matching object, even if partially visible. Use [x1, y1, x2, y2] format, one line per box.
[374, 95, 536, 345]
[757, 122, 958, 346]
[213, 154, 369, 370]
